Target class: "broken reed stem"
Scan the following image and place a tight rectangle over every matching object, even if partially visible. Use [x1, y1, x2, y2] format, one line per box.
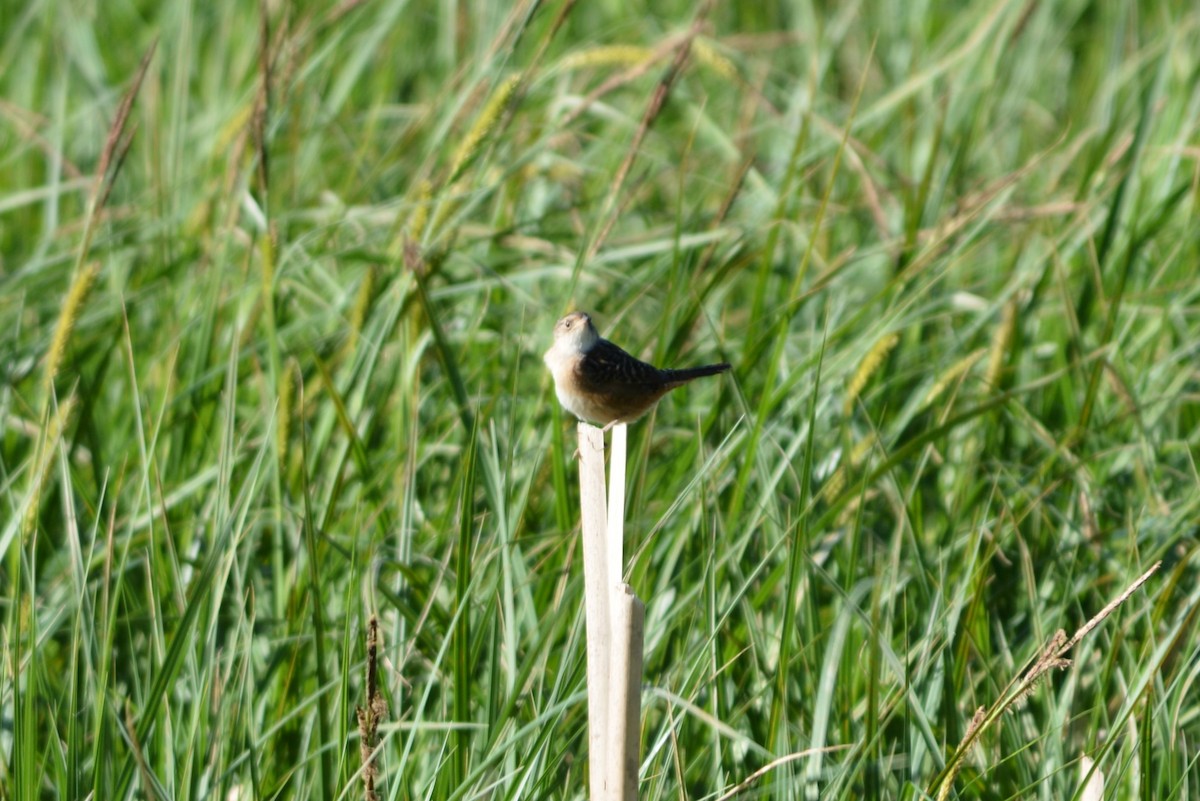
[578, 422, 644, 801]
[578, 423, 612, 799]
[607, 584, 644, 801]
[607, 423, 627, 587]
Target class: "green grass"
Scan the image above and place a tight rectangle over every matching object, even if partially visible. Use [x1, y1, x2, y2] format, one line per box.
[3, 1, 1200, 799]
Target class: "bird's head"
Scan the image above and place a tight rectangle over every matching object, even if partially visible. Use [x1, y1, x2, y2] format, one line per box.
[552, 311, 600, 352]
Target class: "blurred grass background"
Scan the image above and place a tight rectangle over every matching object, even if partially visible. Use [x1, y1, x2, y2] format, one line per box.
[2, 0, 1199, 799]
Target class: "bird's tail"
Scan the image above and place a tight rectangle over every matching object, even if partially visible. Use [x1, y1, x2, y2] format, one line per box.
[661, 362, 732, 387]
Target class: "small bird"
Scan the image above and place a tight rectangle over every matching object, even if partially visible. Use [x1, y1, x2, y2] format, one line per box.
[544, 311, 731, 428]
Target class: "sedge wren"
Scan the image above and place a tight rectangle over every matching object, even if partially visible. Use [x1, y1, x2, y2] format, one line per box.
[544, 311, 731, 428]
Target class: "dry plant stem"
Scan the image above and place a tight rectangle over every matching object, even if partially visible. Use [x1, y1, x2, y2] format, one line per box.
[932, 560, 1162, 801]
[607, 423, 628, 587]
[91, 41, 155, 221]
[578, 422, 612, 798]
[28, 46, 156, 539]
[585, 9, 710, 264]
[714, 747, 850, 801]
[125, 700, 158, 801]
[1056, 560, 1160, 656]
[559, 32, 688, 129]
[608, 585, 645, 801]
[356, 615, 386, 801]
[578, 422, 644, 800]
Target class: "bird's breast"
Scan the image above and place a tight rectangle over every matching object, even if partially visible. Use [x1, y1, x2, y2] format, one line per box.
[545, 345, 606, 422]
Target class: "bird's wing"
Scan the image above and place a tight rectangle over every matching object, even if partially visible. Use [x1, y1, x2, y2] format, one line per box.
[577, 339, 663, 391]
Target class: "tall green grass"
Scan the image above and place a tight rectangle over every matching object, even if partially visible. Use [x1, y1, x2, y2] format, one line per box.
[3, 1, 1199, 799]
